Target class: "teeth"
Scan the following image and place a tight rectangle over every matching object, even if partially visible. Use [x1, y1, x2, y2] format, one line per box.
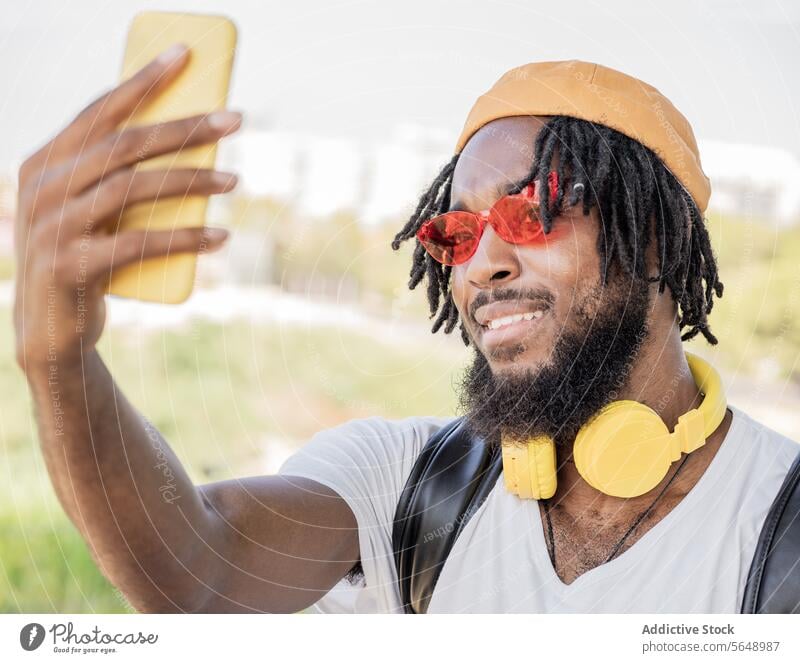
[487, 310, 544, 330]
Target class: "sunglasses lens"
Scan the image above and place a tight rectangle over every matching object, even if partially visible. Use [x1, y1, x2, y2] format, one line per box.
[417, 212, 481, 265]
[491, 197, 543, 243]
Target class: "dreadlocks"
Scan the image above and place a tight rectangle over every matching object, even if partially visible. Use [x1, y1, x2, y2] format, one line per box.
[390, 116, 724, 345]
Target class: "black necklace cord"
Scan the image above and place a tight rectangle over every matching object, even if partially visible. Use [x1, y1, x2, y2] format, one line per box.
[542, 451, 693, 571]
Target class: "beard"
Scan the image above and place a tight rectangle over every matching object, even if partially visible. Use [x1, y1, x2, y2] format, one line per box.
[456, 274, 651, 451]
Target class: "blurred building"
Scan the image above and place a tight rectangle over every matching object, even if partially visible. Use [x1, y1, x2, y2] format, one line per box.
[700, 140, 800, 226]
[216, 122, 455, 225]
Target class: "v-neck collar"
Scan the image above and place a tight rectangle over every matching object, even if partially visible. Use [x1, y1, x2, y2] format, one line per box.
[524, 405, 743, 592]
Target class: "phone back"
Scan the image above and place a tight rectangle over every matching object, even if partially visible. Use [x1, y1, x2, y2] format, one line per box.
[107, 11, 236, 304]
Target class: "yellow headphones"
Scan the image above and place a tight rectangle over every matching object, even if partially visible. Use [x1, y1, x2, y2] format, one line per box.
[501, 352, 727, 499]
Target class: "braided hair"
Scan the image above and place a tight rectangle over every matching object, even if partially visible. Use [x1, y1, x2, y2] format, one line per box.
[390, 116, 724, 345]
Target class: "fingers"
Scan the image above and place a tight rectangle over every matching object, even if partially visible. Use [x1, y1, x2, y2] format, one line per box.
[20, 111, 242, 226]
[55, 168, 238, 237]
[20, 44, 190, 179]
[85, 226, 229, 282]
[53, 110, 242, 197]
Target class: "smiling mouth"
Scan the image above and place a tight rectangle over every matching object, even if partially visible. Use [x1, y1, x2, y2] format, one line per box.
[483, 309, 545, 331]
[477, 309, 551, 351]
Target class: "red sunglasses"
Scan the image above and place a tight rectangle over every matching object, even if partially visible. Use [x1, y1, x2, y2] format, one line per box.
[416, 171, 560, 266]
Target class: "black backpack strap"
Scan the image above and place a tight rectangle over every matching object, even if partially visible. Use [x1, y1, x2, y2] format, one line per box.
[392, 417, 503, 614]
[741, 450, 800, 613]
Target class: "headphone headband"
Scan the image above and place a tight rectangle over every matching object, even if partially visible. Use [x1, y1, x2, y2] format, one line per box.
[685, 351, 727, 439]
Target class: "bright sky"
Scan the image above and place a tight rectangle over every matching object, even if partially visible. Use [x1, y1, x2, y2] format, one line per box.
[1, 0, 798, 175]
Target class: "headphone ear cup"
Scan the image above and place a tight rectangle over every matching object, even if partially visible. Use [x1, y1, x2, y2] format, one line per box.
[528, 438, 557, 499]
[573, 401, 672, 498]
[501, 437, 557, 499]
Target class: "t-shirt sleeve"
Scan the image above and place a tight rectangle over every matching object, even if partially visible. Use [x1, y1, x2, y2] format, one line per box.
[276, 414, 454, 610]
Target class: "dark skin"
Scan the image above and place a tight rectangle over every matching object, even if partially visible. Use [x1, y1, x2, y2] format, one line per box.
[449, 115, 732, 584]
[15, 47, 731, 610]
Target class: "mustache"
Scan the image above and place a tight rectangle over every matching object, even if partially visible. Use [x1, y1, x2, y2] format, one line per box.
[469, 286, 556, 321]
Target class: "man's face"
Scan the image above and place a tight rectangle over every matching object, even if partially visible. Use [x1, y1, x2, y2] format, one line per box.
[449, 116, 653, 446]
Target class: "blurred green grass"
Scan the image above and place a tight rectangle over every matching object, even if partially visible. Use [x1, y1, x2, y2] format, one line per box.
[1, 210, 800, 613]
[697, 214, 800, 379]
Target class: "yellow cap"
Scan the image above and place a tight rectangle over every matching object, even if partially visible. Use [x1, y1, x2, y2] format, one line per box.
[454, 60, 711, 213]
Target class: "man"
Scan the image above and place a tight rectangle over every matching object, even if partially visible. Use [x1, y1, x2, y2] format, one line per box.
[14, 50, 798, 613]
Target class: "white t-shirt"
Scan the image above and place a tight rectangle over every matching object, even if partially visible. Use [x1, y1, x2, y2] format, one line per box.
[277, 404, 799, 613]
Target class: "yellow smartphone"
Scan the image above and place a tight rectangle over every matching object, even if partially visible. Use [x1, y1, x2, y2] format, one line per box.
[106, 11, 237, 304]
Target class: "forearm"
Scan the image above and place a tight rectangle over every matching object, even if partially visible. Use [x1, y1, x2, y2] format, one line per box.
[25, 348, 219, 612]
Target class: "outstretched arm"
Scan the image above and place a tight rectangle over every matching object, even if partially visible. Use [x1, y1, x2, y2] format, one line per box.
[15, 44, 359, 613]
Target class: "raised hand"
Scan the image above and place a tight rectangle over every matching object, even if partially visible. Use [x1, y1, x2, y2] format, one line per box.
[13, 43, 241, 372]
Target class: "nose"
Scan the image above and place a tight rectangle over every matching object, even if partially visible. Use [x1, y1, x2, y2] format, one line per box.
[463, 222, 521, 289]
